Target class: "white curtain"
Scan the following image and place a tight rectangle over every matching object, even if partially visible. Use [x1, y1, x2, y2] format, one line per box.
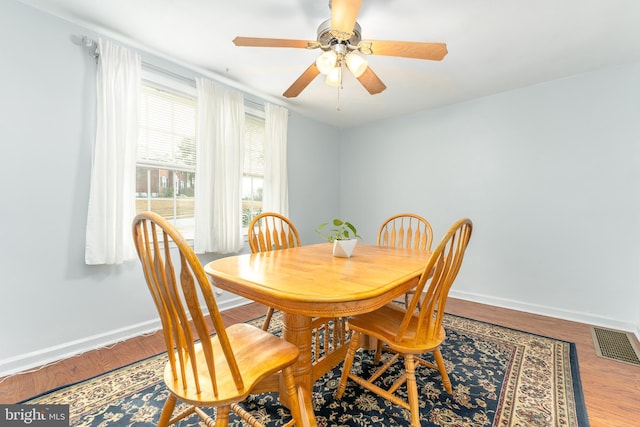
[263, 103, 289, 215]
[194, 78, 245, 254]
[85, 38, 141, 265]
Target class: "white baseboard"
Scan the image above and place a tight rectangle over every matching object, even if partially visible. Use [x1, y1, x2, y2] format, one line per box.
[3, 292, 637, 378]
[449, 289, 640, 342]
[0, 295, 251, 378]
[0, 319, 162, 379]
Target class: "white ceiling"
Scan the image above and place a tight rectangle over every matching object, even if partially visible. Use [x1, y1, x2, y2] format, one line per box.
[18, 0, 640, 128]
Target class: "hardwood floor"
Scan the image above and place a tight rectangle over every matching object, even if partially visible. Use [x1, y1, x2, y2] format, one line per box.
[1, 298, 639, 426]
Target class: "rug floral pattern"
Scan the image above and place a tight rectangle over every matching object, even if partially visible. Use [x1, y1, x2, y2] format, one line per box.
[24, 314, 587, 426]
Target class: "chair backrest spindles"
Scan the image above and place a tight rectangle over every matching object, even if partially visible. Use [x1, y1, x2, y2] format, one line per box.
[399, 218, 473, 345]
[378, 213, 433, 252]
[132, 212, 245, 397]
[248, 212, 301, 253]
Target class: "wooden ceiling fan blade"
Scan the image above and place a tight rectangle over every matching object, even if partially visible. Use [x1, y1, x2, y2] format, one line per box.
[356, 66, 386, 95]
[361, 40, 448, 61]
[233, 36, 315, 49]
[283, 62, 321, 98]
[331, 0, 362, 36]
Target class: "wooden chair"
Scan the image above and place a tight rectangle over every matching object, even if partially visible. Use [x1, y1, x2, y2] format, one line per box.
[378, 213, 433, 306]
[248, 212, 301, 331]
[337, 218, 473, 427]
[132, 211, 309, 427]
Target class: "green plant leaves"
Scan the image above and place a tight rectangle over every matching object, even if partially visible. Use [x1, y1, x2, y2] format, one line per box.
[315, 219, 361, 242]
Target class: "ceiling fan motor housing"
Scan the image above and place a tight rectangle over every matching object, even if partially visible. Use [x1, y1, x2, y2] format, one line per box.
[317, 19, 361, 50]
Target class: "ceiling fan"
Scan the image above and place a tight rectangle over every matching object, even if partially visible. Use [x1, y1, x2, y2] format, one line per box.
[232, 0, 448, 98]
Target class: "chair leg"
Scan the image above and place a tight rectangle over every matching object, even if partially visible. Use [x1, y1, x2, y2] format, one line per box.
[404, 291, 412, 308]
[433, 348, 452, 394]
[158, 394, 177, 427]
[374, 339, 383, 364]
[336, 331, 360, 399]
[282, 365, 311, 427]
[214, 405, 230, 427]
[405, 290, 421, 310]
[262, 307, 275, 331]
[404, 354, 421, 427]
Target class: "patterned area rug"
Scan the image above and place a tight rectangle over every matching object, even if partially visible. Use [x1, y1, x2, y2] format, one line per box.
[23, 313, 589, 426]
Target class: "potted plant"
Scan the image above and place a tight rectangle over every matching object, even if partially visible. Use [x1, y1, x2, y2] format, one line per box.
[316, 219, 361, 258]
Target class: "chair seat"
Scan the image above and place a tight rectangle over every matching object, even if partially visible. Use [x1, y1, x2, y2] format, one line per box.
[164, 323, 299, 405]
[347, 303, 446, 354]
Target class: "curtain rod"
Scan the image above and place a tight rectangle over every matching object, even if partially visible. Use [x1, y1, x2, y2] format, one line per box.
[81, 36, 99, 61]
[142, 62, 196, 88]
[81, 35, 268, 112]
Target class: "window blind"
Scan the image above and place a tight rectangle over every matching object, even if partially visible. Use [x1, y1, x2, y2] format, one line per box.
[138, 85, 196, 171]
[244, 114, 264, 176]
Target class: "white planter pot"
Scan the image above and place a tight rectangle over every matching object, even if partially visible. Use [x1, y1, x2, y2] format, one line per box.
[332, 239, 358, 258]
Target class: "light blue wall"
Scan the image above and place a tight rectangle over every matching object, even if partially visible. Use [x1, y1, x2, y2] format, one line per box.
[0, 0, 338, 374]
[287, 114, 341, 244]
[340, 62, 640, 332]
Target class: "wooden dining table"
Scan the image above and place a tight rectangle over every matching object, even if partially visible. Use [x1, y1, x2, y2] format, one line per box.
[204, 242, 428, 426]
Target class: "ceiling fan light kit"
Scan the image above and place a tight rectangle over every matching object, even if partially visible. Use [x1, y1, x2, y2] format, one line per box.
[316, 50, 338, 74]
[326, 66, 342, 87]
[345, 52, 367, 78]
[315, 39, 367, 87]
[233, 0, 447, 98]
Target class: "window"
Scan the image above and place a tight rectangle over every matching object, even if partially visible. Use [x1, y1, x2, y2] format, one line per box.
[135, 72, 266, 240]
[136, 81, 197, 239]
[242, 111, 265, 230]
